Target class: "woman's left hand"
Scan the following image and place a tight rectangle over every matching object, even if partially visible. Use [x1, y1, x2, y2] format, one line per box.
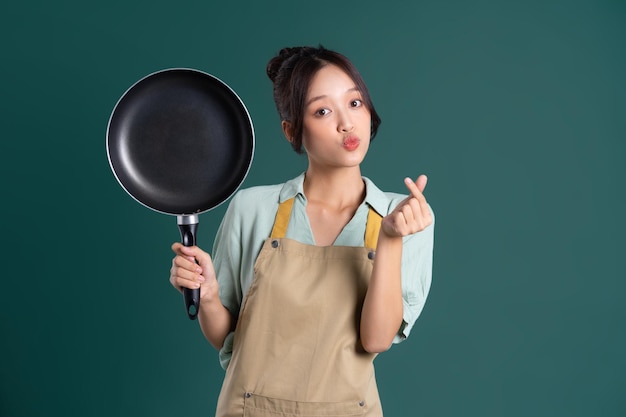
[381, 175, 433, 238]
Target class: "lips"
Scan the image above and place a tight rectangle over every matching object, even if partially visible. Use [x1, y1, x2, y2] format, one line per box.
[343, 136, 360, 151]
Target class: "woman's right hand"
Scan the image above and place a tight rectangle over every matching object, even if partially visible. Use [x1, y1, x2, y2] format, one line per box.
[170, 243, 233, 349]
[169, 243, 219, 303]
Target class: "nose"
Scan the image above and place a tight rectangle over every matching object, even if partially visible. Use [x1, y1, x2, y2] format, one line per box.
[337, 110, 354, 133]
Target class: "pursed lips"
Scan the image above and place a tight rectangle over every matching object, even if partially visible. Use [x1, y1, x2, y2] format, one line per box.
[342, 136, 360, 151]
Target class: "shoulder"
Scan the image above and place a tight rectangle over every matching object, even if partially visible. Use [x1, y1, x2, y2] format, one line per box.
[231, 183, 283, 205]
[223, 184, 283, 224]
[215, 183, 284, 256]
[228, 173, 304, 213]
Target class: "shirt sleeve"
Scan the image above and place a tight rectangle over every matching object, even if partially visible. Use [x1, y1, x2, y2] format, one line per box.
[213, 192, 245, 319]
[211, 191, 247, 369]
[394, 204, 435, 343]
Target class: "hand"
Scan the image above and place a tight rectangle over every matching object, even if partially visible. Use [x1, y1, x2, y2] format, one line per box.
[381, 175, 433, 238]
[169, 243, 219, 302]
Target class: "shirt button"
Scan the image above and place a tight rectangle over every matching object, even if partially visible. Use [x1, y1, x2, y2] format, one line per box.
[368, 251, 375, 260]
[245, 392, 252, 398]
[359, 401, 365, 407]
[271, 240, 279, 248]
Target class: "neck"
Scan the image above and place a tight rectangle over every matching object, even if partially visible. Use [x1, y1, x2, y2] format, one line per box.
[303, 166, 365, 209]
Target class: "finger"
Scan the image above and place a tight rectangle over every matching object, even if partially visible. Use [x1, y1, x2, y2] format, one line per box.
[406, 175, 428, 196]
[415, 175, 432, 223]
[408, 199, 430, 233]
[169, 270, 196, 293]
[416, 174, 428, 193]
[401, 204, 416, 230]
[408, 198, 422, 222]
[174, 275, 203, 290]
[173, 254, 202, 274]
[399, 188, 432, 233]
[171, 259, 205, 289]
[404, 177, 424, 200]
[421, 205, 433, 228]
[171, 243, 211, 267]
[172, 242, 201, 254]
[404, 178, 429, 212]
[193, 248, 214, 272]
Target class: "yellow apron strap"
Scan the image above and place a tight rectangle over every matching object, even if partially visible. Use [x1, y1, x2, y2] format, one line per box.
[364, 207, 382, 250]
[270, 197, 295, 239]
[270, 197, 382, 249]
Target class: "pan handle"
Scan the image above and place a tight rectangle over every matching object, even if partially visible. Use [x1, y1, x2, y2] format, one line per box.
[178, 215, 200, 320]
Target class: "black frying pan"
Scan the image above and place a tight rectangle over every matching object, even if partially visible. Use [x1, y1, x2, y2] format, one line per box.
[106, 68, 254, 320]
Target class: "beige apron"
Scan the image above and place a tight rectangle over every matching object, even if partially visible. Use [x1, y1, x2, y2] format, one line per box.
[216, 198, 384, 417]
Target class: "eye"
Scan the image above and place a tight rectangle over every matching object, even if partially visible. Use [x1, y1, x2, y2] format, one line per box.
[315, 108, 331, 116]
[350, 99, 363, 108]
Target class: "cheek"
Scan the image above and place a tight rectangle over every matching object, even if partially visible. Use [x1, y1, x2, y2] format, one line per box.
[300, 131, 315, 153]
[301, 122, 324, 145]
[356, 111, 372, 132]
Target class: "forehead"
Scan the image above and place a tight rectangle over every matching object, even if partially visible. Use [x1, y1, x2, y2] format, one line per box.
[307, 64, 357, 97]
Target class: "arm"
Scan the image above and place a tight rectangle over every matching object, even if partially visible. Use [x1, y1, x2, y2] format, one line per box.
[170, 243, 234, 350]
[360, 175, 433, 353]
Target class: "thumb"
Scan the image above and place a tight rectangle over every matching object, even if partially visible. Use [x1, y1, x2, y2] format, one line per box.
[193, 246, 214, 271]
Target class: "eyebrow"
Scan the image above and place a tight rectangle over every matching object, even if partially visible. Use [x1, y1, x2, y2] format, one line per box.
[306, 87, 361, 106]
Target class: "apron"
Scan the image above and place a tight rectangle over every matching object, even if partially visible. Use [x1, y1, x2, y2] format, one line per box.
[216, 197, 384, 417]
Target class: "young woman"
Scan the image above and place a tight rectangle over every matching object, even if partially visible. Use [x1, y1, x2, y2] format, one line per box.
[169, 46, 434, 417]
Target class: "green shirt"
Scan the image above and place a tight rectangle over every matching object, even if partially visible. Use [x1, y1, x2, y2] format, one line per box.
[213, 173, 435, 369]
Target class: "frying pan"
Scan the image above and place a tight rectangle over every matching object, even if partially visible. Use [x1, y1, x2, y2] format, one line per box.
[106, 68, 254, 320]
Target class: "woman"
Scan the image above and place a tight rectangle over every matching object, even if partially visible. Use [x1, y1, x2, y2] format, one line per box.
[170, 46, 434, 417]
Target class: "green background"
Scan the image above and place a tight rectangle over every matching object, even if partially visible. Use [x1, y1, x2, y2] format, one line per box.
[1, 0, 624, 416]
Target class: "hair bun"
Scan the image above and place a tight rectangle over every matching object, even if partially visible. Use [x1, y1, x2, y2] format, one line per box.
[266, 47, 316, 83]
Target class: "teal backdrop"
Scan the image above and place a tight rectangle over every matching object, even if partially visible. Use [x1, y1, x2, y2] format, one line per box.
[1, 1, 624, 416]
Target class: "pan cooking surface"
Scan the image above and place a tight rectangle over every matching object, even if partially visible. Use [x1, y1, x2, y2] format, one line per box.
[107, 69, 254, 215]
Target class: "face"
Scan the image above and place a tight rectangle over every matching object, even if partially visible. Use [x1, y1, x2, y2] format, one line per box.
[298, 64, 372, 169]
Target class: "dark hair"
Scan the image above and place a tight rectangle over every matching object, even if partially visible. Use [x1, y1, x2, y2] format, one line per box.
[266, 46, 382, 154]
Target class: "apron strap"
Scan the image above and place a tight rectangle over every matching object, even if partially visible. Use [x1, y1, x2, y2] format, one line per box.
[270, 197, 383, 250]
[364, 208, 382, 250]
[270, 197, 295, 239]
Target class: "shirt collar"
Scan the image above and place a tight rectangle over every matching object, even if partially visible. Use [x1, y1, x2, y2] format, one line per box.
[278, 172, 306, 202]
[279, 172, 391, 216]
[362, 176, 391, 216]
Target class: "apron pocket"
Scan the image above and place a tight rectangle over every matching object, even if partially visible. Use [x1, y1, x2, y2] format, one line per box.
[243, 393, 367, 417]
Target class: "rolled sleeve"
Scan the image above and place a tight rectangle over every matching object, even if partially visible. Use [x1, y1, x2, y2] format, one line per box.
[394, 205, 435, 343]
[213, 192, 245, 317]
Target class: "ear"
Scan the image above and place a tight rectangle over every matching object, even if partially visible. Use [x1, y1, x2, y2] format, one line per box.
[281, 120, 293, 143]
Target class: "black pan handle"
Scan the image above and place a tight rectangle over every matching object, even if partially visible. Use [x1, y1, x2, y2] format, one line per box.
[178, 215, 200, 320]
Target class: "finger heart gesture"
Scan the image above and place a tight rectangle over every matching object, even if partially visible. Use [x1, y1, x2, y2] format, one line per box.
[381, 175, 433, 238]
